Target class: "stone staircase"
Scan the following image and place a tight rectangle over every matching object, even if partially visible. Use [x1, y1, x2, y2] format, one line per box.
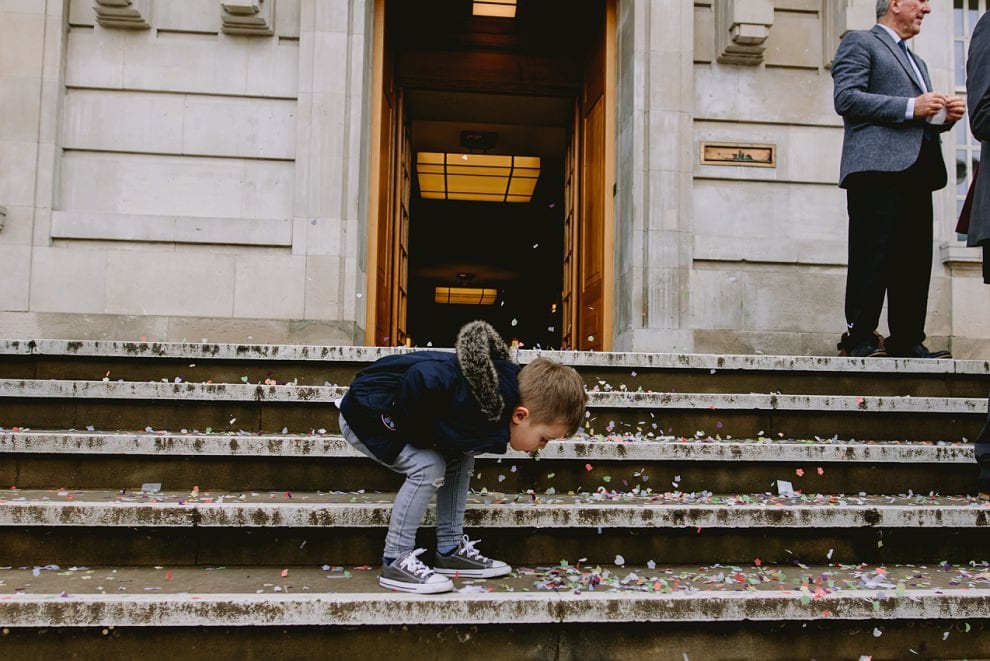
[1, 340, 989, 660]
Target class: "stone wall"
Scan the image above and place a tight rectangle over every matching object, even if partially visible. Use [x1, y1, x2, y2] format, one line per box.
[0, 0, 370, 345]
[611, 0, 989, 357]
[1, 0, 987, 356]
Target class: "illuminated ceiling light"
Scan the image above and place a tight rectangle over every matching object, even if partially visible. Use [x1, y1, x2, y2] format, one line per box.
[472, 0, 516, 18]
[417, 152, 541, 203]
[434, 287, 499, 305]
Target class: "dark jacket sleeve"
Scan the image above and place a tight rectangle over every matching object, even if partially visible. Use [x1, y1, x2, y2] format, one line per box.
[969, 14, 990, 141]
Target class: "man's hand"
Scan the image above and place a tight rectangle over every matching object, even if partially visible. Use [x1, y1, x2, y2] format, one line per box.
[914, 92, 946, 118]
[944, 95, 966, 122]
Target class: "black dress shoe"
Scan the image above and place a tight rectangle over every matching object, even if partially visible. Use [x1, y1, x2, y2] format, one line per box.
[845, 339, 887, 358]
[837, 331, 886, 357]
[888, 343, 952, 359]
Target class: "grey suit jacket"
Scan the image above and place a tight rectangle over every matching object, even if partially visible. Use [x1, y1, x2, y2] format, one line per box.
[967, 11, 990, 247]
[832, 24, 949, 190]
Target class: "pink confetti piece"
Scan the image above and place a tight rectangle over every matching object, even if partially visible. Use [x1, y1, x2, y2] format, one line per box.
[281, 569, 289, 577]
[795, 468, 805, 477]
[817, 467, 824, 476]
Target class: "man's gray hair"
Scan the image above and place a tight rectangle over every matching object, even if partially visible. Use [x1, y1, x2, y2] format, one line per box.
[876, 0, 891, 20]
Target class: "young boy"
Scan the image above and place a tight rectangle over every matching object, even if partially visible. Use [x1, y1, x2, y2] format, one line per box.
[337, 320, 587, 594]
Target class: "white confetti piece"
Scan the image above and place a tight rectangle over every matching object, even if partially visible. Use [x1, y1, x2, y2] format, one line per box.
[776, 480, 795, 496]
[614, 555, 625, 566]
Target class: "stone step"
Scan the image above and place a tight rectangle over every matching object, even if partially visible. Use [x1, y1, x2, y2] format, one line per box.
[3, 340, 989, 397]
[1, 379, 985, 441]
[2, 490, 987, 566]
[2, 564, 987, 659]
[0, 431, 977, 495]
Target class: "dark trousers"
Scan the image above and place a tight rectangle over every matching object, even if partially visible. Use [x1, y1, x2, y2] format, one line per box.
[843, 158, 937, 353]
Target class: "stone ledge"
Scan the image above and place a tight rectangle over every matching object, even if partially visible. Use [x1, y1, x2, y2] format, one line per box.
[0, 380, 985, 415]
[0, 431, 975, 463]
[51, 211, 293, 247]
[2, 340, 988, 375]
[1, 581, 987, 627]
[1, 491, 986, 528]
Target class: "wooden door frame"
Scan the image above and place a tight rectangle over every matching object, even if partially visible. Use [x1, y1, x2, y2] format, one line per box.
[601, 0, 615, 350]
[364, 0, 387, 345]
[365, 0, 616, 350]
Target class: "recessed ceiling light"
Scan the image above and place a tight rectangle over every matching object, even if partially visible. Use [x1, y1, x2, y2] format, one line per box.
[417, 152, 541, 203]
[472, 0, 516, 19]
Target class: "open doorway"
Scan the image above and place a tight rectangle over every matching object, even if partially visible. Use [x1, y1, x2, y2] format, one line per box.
[405, 91, 570, 349]
[367, 0, 613, 350]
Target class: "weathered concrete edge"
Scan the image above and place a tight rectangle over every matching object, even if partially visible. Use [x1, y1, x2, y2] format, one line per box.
[2, 501, 987, 528]
[0, 380, 986, 414]
[1, 589, 988, 627]
[3, 340, 988, 376]
[0, 432, 975, 463]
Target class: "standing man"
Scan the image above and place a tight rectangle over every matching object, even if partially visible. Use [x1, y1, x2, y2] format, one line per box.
[965, 9, 990, 499]
[832, 0, 965, 358]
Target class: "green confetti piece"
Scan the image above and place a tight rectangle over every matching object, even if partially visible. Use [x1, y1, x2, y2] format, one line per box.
[602, 476, 611, 483]
[241, 376, 249, 383]
[872, 600, 881, 612]
[966, 623, 972, 633]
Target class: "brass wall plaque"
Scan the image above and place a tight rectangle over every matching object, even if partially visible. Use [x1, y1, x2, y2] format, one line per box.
[700, 142, 776, 168]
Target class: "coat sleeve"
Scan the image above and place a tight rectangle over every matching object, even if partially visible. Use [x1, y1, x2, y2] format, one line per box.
[969, 14, 990, 141]
[832, 32, 911, 123]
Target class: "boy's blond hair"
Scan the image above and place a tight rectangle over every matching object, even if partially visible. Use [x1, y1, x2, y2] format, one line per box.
[517, 357, 587, 435]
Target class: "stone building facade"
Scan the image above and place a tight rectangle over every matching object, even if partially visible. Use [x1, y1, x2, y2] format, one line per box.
[1, 0, 987, 356]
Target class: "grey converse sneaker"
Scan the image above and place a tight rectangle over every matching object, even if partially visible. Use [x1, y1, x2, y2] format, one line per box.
[433, 535, 512, 578]
[379, 548, 454, 594]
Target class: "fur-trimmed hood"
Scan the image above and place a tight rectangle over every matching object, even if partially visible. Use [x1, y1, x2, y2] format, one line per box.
[455, 320, 515, 422]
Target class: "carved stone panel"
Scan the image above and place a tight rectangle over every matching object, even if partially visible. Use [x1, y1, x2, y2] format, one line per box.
[221, 0, 275, 36]
[714, 0, 774, 65]
[822, 0, 875, 69]
[93, 0, 152, 30]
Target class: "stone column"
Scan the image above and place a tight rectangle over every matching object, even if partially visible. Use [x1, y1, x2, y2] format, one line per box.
[613, 0, 695, 351]
[294, 0, 373, 343]
[0, 0, 67, 324]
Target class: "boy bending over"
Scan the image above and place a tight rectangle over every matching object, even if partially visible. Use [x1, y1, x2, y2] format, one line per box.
[337, 320, 587, 593]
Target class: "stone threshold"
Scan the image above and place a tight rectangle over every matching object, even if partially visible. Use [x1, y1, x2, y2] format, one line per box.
[1, 564, 988, 626]
[2, 490, 987, 528]
[2, 340, 987, 375]
[0, 379, 985, 414]
[0, 431, 976, 463]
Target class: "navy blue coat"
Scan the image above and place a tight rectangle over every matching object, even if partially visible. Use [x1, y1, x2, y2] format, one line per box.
[338, 351, 521, 464]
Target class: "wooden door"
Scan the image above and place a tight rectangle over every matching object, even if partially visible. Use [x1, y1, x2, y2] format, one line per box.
[392, 92, 411, 346]
[367, 0, 411, 347]
[567, 0, 614, 352]
[561, 107, 579, 351]
[367, 0, 394, 345]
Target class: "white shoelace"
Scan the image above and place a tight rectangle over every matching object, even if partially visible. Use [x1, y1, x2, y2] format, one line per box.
[458, 535, 488, 561]
[397, 548, 434, 578]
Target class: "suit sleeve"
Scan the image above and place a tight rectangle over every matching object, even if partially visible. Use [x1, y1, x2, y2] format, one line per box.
[969, 14, 990, 141]
[832, 32, 911, 123]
